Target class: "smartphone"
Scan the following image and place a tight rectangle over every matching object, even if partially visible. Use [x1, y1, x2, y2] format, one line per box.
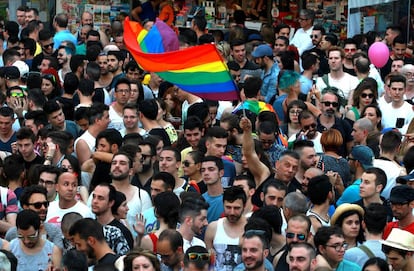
[396, 118, 405, 129]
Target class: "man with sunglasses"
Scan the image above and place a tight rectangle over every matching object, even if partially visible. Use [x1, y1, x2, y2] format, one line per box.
[290, 9, 314, 56]
[274, 214, 311, 270]
[317, 87, 354, 156]
[10, 209, 62, 271]
[32, 30, 57, 72]
[342, 38, 358, 76]
[184, 245, 210, 271]
[383, 185, 414, 239]
[314, 226, 360, 271]
[5, 185, 63, 249]
[337, 145, 374, 206]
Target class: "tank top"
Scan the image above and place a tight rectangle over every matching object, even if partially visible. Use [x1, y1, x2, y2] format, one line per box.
[10, 238, 54, 271]
[213, 218, 242, 271]
[306, 209, 330, 235]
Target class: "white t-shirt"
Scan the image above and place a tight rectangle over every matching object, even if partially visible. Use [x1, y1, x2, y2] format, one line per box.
[108, 105, 125, 131]
[380, 101, 414, 134]
[183, 236, 206, 253]
[46, 200, 94, 228]
[316, 73, 360, 100]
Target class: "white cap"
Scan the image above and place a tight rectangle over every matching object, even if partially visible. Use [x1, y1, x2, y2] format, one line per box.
[12, 60, 29, 77]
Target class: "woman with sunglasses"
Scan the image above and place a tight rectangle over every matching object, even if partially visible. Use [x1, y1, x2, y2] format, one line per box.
[346, 78, 378, 123]
[41, 71, 62, 100]
[182, 151, 205, 194]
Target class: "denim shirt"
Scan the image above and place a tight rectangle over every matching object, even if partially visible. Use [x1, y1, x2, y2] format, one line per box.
[261, 62, 280, 103]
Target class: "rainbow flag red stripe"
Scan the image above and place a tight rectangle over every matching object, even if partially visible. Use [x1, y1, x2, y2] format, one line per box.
[123, 17, 239, 101]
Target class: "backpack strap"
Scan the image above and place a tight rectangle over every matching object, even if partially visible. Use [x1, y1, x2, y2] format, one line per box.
[322, 74, 330, 88]
[358, 245, 375, 259]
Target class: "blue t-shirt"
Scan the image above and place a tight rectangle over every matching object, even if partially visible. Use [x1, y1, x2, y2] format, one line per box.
[202, 193, 223, 223]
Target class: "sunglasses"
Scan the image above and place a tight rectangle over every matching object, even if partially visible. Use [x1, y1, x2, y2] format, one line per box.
[28, 201, 49, 209]
[43, 43, 54, 49]
[303, 123, 316, 130]
[182, 160, 194, 167]
[322, 101, 339, 107]
[310, 35, 319, 39]
[361, 93, 374, 98]
[188, 253, 210, 261]
[286, 232, 306, 241]
[344, 48, 356, 53]
[10, 92, 24, 98]
[17, 230, 39, 241]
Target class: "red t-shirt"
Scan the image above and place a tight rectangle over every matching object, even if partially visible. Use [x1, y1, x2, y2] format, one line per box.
[383, 221, 414, 239]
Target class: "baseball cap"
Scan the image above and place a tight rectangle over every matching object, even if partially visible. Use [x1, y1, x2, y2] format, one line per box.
[251, 44, 273, 58]
[4, 66, 20, 80]
[350, 145, 374, 169]
[12, 60, 29, 77]
[389, 185, 414, 204]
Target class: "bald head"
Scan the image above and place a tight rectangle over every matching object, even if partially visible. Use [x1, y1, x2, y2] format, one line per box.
[56, 172, 78, 202]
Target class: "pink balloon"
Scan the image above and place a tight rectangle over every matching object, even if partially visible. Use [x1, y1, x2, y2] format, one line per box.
[368, 42, 390, 68]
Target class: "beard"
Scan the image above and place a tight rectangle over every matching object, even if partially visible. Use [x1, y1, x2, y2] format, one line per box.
[244, 256, 264, 271]
[324, 108, 336, 117]
[110, 171, 130, 181]
[141, 162, 153, 173]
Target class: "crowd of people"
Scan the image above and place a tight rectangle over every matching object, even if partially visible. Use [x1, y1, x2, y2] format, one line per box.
[0, 4, 414, 271]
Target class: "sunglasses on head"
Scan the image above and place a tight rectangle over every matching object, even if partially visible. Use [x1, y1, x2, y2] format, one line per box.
[322, 101, 339, 107]
[286, 232, 306, 241]
[42, 74, 56, 84]
[28, 201, 49, 209]
[361, 93, 374, 98]
[188, 253, 210, 261]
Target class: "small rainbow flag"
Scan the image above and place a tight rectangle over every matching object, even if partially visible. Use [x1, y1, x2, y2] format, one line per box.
[232, 100, 275, 115]
[124, 17, 239, 101]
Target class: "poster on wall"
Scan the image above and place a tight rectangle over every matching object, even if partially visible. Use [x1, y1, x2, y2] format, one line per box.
[306, 0, 347, 40]
[56, 0, 129, 34]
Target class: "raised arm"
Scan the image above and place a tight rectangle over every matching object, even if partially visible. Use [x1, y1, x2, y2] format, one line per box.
[240, 117, 271, 187]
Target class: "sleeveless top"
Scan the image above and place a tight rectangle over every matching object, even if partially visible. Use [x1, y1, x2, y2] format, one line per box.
[213, 218, 240, 247]
[213, 218, 242, 271]
[10, 238, 54, 271]
[306, 209, 330, 235]
[350, 106, 360, 120]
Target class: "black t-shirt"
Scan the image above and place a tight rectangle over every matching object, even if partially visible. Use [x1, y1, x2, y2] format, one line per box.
[24, 155, 45, 172]
[109, 219, 134, 250]
[96, 253, 119, 266]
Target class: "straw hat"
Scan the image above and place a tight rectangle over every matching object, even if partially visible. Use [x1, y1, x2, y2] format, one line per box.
[381, 228, 414, 251]
[330, 203, 364, 226]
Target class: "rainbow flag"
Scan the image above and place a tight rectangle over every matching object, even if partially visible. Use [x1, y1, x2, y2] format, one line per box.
[232, 100, 275, 115]
[124, 17, 238, 101]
